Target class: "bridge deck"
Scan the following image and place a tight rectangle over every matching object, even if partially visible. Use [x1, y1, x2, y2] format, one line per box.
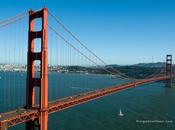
[0, 76, 168, 129]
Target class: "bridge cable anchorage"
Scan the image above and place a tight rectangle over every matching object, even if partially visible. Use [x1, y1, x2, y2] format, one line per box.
[48, 11, 135, 80]
[48, 24, 125, 78]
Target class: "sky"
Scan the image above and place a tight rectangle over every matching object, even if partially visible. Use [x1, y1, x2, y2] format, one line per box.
[0, 0, 175, 65]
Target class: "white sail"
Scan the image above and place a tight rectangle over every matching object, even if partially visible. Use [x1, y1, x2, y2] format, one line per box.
[118, 109, 124, 116]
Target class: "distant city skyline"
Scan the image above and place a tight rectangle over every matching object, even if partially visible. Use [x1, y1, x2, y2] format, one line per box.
[0, 0, 174, 65]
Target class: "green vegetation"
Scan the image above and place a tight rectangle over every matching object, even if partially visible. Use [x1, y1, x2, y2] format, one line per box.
[110, 66, 161, 79]
[64, 65, 162, 79]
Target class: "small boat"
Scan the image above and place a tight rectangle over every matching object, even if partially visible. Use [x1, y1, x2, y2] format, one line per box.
[118, 109, 124, 117]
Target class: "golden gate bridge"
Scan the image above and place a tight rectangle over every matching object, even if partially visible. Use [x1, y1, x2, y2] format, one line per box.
[0, 8, 174, 130]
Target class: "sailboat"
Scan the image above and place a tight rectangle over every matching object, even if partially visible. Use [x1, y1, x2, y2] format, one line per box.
[118, 109, 124, 117]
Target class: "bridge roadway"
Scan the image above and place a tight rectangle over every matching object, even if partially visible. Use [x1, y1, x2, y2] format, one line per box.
[0, 76, 170, 129]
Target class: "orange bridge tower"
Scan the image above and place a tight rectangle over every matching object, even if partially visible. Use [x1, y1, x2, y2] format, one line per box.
[26, 8, 48, 130]
[166, 54, 173, 87]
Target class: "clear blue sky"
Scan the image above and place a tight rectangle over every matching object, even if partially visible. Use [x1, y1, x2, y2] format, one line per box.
[0, 0, 175, 65]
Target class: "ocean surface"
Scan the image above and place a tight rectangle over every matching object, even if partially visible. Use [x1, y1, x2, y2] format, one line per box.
[0, 72, 175, 130]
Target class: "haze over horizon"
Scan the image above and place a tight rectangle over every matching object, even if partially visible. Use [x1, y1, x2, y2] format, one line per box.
[0, 0, 174, 65]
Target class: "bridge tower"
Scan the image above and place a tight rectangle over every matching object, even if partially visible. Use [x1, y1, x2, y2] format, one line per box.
[166, 54, 173, 87]
[26, 8, 48, 130]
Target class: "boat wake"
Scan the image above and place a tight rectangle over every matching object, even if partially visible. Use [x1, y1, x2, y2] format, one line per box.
[70, 86, 93, 90]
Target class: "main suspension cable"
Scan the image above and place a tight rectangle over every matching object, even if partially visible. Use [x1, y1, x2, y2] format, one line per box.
[48, 24, 131, 79]
[48, 11, 134, 80]
[0, 12, 27, 25]
[0, 15, 27, 29]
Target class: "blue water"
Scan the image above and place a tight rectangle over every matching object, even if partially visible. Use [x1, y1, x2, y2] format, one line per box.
[0, 72, 174, 130]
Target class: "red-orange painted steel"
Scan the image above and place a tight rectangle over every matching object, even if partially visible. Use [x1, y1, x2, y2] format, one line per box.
[0, 76, 171, 130]
[40, 8, 48, 130]
[26, 8, 48, 130]
[0, 7, 173, 130]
